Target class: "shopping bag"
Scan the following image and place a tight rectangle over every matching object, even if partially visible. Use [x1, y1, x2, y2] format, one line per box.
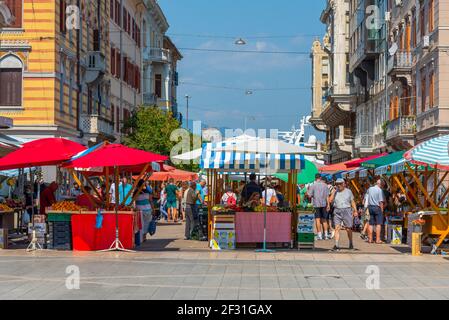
[148, 219, 157, 236]
[95, 210, 103, 229]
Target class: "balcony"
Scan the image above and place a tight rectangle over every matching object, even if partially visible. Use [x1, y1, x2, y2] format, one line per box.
[143, 93, 157, 105]
[388, 51, 412, 76]
[355, 133, 374, 152]
[385, 116, 416, 149]
[143, 47, 171, 64]
[80, 114, 114, 138]
[84, 51, 106, 84]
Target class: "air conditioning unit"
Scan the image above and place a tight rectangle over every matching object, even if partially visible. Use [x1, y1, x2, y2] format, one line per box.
[423, 35, 430, 49]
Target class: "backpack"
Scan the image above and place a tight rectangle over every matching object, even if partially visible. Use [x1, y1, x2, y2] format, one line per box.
[225, 192, 236, 206]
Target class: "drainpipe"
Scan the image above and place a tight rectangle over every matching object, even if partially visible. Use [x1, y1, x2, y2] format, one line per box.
[76, 0, 82, 137]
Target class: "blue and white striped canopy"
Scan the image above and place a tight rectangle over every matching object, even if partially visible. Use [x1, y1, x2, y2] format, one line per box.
[359, 169, 368, 178]
[405, 135, 449, 170]
[200, 143, 305, 172]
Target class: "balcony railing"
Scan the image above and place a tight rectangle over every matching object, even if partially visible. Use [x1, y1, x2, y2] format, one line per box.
[143, 93, 157, 105]
[80, 114, 114, 137]
[386, 115, 416, 140]
[388, 51, 412, 74]
[355, 133, 374, 149]
[143, 47, 171, 64]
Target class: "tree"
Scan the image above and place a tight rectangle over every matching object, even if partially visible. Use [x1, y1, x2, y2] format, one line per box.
[122, 106, 180, 156]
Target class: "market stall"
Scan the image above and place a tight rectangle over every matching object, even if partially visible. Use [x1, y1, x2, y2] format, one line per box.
[61, 142, 168, 252]
[0, 138, 87, 251]
[402, 136, 449, 250]
[201, 137, 312, 250]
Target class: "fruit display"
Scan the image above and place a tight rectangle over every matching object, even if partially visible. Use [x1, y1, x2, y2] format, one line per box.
[51, 201, 81, 211]
[0, 203, 13, 212]
[212, 205, 238, 214]
[5, 198, 23, 209]
[105, 204, 134, 211]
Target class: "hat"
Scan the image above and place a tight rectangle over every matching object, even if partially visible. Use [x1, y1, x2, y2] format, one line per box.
[335, 178, 345, 184]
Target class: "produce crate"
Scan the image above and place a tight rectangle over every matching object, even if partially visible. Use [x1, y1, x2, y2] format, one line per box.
[298, 233, 315, 243]
[48, 213, 72, 222]
[47, 220, 72, 250]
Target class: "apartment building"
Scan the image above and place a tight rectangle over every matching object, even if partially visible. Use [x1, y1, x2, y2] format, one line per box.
[349, 0, 389, 156]
[141, 0, 182, 121]
[0, 0, 112, 146]
[387, 0, 449, 145]
[0, 0, 182, 149]
[310, 0, 354, 164]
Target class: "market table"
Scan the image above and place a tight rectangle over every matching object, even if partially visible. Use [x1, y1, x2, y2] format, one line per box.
[235, 212, 291, 244]
[71, 212, 134, 251]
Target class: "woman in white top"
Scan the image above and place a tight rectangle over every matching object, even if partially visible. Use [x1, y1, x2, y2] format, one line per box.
[261, 182, 278, 206]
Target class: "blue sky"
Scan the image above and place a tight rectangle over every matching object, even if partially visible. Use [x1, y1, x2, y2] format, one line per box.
[158, 0, 325, 135]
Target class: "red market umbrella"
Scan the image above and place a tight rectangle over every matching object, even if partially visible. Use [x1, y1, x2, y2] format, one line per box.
[63, 143, 168, 170]
[319, 159, 360, 173]
[0, 138, 87, 170]
[148, 165, 198, 182]
[345, 153, 388, 168]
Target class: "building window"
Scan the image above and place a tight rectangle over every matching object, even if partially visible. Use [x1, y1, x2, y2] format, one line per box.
[60, 0, 66, 33]
[421, 74, 426, 112]
[0, 55, 22, 107]
[116, 105, 120, 132]
[429, 71, 435, 108]
[428, 0, 434, 32]
[59, 57, 65, 112]
[69, 63, 74, 115]
[93, 29, 100, 51]
[155, 74, 162, 98]
[110, 0, 114, 22]
[110, 47, 115, 76]
[412, 10, 417, 48]
[420, 6, 425, 38]
[4, 0, 22, 28]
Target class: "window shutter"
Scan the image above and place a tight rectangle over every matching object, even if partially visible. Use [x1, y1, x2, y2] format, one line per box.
[110, 47, 115, 76]
[110, 0, 114, 22]
[5, 0, 22, 28]
[60, 0, 66, 33]
[116, 51, 121, 79]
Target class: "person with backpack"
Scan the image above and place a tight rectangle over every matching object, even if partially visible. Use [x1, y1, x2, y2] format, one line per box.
[221, 186, 237, 206]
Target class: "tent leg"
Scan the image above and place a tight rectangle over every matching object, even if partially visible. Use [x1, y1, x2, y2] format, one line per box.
[98, 166, 135, 253]
[27, 167, 42, 252]
[256, 152, 274, 253]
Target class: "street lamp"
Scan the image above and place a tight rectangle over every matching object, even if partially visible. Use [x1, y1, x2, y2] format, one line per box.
[185, 94, 190, 131]
[235, 38, 247, 45]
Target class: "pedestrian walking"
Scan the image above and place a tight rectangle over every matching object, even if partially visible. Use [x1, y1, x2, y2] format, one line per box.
[327, 179, 358, 251]
[366, 179, 386, 244]
[184, 182, 199, 240]
[134, 180, 153, 242]
[307, 174, 330, 240]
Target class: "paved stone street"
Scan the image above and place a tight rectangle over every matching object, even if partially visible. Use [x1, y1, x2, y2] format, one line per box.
[1, 223, 448, 300]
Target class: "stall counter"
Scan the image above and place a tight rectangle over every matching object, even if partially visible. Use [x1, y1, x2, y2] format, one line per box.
[235, 212, 292, 244]
[71, 211, 135, 251]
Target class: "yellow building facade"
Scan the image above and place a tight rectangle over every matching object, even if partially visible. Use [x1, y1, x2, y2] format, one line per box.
[0, 0, 112, 144]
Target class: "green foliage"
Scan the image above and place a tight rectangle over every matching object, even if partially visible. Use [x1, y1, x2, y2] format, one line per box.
[122, 106, 180, 156]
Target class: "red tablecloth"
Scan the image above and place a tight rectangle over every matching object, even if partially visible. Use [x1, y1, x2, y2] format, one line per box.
[235, 212, 291, 243]
[71, 213, 134, 251]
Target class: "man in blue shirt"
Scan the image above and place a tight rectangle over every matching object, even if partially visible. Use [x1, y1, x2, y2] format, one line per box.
[118, 177, 133, 206]
[196, 180, 206, 205]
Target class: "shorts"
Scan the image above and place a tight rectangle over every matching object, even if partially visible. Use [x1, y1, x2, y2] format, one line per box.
[314, 207, 329, 220]
[368, 205, 383, 226]
[166, 199, 177, 209]
[333, 208, 353, 228]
